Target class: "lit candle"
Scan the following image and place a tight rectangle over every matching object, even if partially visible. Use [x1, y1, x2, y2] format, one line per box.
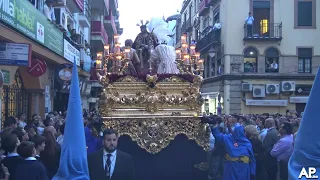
[104, 44, 110, 55]
[197, 59, 204, 69]
[116, 55, 122, 66]
[190, 44, 196, 55]
[124, 47, 130, 59]
[182, 43, 188, 53]
[175, 48, 181, 59]
[184, 54, 190, 65]
[114, 43, 120, 54]
[96, 52, 103, 60]
[114, 34, 120, 43]
[195, 52, 200, 60]
[96, 59, 102, 69]
[181, 34, 187, 44]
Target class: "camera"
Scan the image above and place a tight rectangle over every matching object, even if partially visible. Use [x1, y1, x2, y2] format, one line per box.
[200, 115, 217, 124]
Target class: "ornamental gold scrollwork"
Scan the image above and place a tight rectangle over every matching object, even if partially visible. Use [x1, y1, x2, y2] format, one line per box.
[103, 117, 210, 154]
[99, 75, 204, 115]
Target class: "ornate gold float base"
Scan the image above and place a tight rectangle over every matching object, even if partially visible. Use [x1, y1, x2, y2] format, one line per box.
[103, 116, 210, 154]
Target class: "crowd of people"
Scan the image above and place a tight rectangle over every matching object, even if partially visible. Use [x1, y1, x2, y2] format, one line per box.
[0, 109, 105, 180]
[0, 108, 301, 180]
[204, 110, 301, 180]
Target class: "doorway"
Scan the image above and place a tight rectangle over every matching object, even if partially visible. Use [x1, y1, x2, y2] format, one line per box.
[252, 1, 270, 37]
[296, 103, 306, 116]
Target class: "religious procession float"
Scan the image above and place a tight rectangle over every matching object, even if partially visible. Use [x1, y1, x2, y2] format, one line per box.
[95, 17, 209, 178]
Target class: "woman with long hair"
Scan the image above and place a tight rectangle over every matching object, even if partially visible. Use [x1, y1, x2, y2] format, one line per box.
[40, 127, 61, 179]
[245, 125, 266, 180]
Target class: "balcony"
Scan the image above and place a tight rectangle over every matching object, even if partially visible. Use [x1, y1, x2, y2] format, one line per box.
[104, 11, 117, 37]
[243, 23, 282, 41]
[199, 0, 209, 16]
[109, 0, 118, 15]
[91, 21, 108, 49]
[66, 0, 84, 13]
[92, 0, 109, 12]
[196, 28, 220, 52]
[181, 22, 187, 33]
[186, 18, 192, 32]
[78, 0, 91, 27]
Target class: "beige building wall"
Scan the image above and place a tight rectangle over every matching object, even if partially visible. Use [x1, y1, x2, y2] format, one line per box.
[221, 0, 320, 56]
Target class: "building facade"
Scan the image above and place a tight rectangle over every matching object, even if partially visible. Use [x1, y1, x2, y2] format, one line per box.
[0, 0, 92, 122]
[197, 0, 319, 115]
[89, 0, 122, 111]
[179, 0, 201, 47]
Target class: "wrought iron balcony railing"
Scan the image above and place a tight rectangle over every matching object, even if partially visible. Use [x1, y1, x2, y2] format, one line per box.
[243, 22, 282, 41]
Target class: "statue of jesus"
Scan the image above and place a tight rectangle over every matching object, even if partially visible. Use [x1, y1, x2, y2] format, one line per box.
[133, 21, 158, 74]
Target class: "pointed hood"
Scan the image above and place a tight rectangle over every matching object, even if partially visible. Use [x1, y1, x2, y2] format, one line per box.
[288, 68, 320, 179]
[52, 58, 89, 180]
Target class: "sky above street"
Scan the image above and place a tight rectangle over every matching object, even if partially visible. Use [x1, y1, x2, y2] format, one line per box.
[118, 0, 184, 44]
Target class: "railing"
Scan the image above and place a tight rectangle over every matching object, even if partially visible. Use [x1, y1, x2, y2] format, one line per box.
[196, 29, 220, 52]
[91, 21, 108, 43]
[84, 0, 91, 21]
[199, 0, 207, 14]
[243, 22, 282, 39]
[105, 11, 117, 34]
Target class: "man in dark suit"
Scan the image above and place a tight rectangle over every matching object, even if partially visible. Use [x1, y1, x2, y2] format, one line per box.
[88, 129, 134, 180]
[262, 118, 280, 180]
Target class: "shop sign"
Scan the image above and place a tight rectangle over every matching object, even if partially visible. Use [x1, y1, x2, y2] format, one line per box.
[0, 42, 31, 66]
[1, 70, 10, 85]
[246, 99, 288, 107]
[63, 39, 80, 66]
[56, 64, 73, 83]
[27, 59, 47, 77]
[0, 0, 64, 56]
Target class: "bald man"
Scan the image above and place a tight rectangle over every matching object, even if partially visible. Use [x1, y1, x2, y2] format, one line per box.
[263, 118, 280, 180]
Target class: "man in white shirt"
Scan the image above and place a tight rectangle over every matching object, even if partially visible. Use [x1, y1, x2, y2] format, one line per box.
[245, 12, 254, 37]
[271, 60, 278, 72]
[43, 0, 56, 22]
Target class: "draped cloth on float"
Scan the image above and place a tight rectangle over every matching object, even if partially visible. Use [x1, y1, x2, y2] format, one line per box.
[151, 44, 179, 74]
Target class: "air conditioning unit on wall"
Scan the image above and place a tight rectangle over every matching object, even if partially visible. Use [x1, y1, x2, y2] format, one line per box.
[242, 83, 252, 91]
[266, 84, 280, 94]
[281, 81, 296, 92]
[252, 85, 266, 98]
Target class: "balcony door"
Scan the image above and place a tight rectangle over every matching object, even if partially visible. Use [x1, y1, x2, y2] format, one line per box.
[252, 1, 270, 37]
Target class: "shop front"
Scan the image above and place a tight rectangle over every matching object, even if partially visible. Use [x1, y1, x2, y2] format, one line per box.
[0, 0, 71, 121]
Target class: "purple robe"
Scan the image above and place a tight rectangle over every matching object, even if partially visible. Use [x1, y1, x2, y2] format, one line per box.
[85, 126, 102, 154]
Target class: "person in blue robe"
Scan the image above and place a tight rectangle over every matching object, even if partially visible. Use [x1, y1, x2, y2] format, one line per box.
[85, 123, 102, 154]
[211, 123, 256, 180]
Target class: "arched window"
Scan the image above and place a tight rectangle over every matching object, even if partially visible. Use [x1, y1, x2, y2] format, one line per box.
[243, 47, 258, 73]
[265, 47, 280, 73]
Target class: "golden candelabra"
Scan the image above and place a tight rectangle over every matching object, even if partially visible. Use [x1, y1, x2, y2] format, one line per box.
[95, 34, 130, 75]
[175, 34, 204, 76]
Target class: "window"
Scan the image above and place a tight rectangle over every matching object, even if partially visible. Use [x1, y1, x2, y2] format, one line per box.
[211, 58, 215, 76]
[243, 47, 258, 73]
[298, 48, 312, 73]
[295, 0, 316, 28]
[265, 47, 280, 73]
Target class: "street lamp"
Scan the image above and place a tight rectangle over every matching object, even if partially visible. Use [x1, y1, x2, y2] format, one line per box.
[208, 46, 216, 58]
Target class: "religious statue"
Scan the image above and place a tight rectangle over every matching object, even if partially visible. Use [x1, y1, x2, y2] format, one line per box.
[133, 20, 159, 74]
[124, 39, 141, 75]
[149, 17, 179, 74]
